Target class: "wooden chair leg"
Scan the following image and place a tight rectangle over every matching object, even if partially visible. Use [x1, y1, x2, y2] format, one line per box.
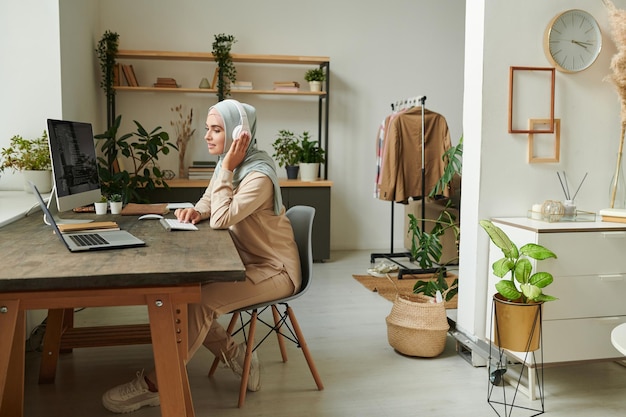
[286, 306, 324, 390]
[209, 313, 239, 377]
[271, 305, 288, 362]
[238, 310, 258, 408]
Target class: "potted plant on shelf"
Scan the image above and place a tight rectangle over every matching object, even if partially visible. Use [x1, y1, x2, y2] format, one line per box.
[304, 68, 325, 92]
[0, 131, 52, 193]
[272, 130, 302, 179]
[212, 33, 237, 101]
[298, 131, 325, 181]
[479, 219, 557, 352]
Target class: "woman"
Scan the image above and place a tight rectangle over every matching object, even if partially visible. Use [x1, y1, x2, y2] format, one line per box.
[102, 99, 301, 414]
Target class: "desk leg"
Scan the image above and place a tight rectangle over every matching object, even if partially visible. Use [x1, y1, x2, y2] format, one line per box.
[0, 300, 24, 417]
[39, 308, 67, 384]
[146, 294, 195, 417]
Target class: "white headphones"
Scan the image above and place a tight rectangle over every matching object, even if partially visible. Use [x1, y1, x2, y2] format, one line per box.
[226, 99, 250, 141]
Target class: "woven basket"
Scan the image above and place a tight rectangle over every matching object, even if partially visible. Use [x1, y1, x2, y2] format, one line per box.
[386, 293, 450, 357]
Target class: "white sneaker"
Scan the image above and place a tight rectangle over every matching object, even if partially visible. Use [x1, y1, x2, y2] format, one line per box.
[228, 342, 261, 392]
[102, 370, 160, 414]
[367, 261, 399, 277]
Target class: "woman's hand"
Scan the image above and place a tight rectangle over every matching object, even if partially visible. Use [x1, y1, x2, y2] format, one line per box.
[175, 208, 202, 224]
[222, 131, 250, 171]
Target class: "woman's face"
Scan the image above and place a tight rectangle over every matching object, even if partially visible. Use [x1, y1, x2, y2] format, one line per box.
[204, 108, 226, 155]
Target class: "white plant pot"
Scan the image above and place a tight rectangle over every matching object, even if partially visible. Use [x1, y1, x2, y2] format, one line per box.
[109, 201, 123, 214]
[309, 81, 322, 92]
[299, 162, 319, 182]
[23, 170, 52, 194]
[94, 202, 108, 215]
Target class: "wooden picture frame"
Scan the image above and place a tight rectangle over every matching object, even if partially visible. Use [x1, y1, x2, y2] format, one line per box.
[508, 66, 555, 134]
[528, 118, 560, 163]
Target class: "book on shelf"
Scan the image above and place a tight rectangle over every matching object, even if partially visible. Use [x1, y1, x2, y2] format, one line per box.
[601, 215, 626, 223]
[121, 64, 139, 87]
[273, 81, 300, 87]
[599, 208, 626, 223]
[153, 77, 179, 88]
[192, 160, 217, 167]
[113, 63, 121, 86]
[273, 86, 300, 92]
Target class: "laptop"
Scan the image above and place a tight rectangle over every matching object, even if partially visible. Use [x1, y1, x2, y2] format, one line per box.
[30, 182, 146, 252]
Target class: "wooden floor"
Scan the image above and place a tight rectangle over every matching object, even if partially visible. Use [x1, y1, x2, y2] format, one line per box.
[23, 250, 626, 416]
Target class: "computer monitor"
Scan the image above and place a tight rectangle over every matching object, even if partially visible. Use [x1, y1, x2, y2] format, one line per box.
[46, 119, 102, 223]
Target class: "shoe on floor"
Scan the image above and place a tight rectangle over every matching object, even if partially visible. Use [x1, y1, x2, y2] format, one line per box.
[102, 370, 160, 414]
[367, 261, 399, 277]
[228, 342, 261, 392]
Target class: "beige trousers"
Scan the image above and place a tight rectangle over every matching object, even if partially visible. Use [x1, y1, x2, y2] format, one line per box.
[186, 271, 295, 362]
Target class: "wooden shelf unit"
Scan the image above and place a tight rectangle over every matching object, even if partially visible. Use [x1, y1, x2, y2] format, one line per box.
[114, 49, 330, 179]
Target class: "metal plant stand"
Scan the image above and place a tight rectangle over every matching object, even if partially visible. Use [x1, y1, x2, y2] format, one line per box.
[487, 299, 545, 417]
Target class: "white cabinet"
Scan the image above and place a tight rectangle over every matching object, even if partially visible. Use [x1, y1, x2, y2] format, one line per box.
[486, 217, 626, 365]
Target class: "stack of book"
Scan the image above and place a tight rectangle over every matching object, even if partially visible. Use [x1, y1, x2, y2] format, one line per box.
[188, 160, 216, 179]
[273, 81, 300, 92]
[231, 80, 253, 90]
[153, 77, 179, 88]
[599, 208, 626, 223]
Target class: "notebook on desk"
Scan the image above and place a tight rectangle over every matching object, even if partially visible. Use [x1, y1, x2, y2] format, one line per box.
[30, 182, 146, 252]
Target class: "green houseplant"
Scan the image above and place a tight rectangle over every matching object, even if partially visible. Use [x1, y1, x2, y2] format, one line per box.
[1, 131, 53, 193]
[272, 130, 302, 179]
[304, 68, 325, 92]
[212, 33, 237, 101]
[480, 219, 557, 352]
[298, 132, 325, 181]
[95, 115, 178, 204]
[96, 30, 119, 129]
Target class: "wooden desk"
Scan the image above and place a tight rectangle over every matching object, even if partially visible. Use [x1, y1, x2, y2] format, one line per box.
[0, 211, 245, 417]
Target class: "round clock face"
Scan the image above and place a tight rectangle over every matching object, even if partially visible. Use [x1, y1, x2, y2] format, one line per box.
[544, 9, 602, 73]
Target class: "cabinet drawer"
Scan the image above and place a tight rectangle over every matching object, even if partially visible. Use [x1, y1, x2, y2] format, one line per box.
[544, 274, 626, 319]
[539, 317, 626, 363]
[539, 231, 626, 276]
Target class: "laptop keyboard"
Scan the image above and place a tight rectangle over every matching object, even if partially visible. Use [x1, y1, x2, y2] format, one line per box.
[68, 233, 109, 247]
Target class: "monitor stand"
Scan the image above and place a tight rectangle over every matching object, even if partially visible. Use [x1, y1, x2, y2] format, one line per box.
[44, 186, 93, 225]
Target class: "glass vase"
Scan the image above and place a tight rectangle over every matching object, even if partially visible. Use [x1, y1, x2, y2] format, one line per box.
[609, 153, 626, 209]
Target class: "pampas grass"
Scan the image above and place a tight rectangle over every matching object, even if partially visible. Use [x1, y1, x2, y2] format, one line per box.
[603, 0, 626, 207]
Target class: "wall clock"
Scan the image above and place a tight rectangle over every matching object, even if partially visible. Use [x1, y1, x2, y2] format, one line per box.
[543, 9, 602, 73]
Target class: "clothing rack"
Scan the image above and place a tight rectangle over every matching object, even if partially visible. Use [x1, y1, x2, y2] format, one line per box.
[370, 95, 441, 279]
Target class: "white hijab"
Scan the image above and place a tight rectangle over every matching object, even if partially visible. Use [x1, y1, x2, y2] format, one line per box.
[210, 99, 283, 215]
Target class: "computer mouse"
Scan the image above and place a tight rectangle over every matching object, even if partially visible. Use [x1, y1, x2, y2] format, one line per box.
[138, 214, 164, 220]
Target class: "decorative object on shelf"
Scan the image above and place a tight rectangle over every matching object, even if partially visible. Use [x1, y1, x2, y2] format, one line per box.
[95, 115, 178, 204]
[603, 1, 626, 210]
[540, 199, 564, 222]
[298, 131, 325, 181]
[0, 131, 52, 193]
[543, 9, 602, 73]
[95, 30, 119, 129]
[170, 104, 196, 179]
[272, 129, 302, 179]
[304, 68, 325, 92]
[555, 170, 587, 218]
[479, 219, 557, 351]
[212, 33, 237, 101]
[198, 77, 211, 89]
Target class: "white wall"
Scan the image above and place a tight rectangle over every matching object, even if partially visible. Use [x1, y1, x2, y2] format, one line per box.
[0, 0, 62, 190]
[456, 0, 626, 341]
